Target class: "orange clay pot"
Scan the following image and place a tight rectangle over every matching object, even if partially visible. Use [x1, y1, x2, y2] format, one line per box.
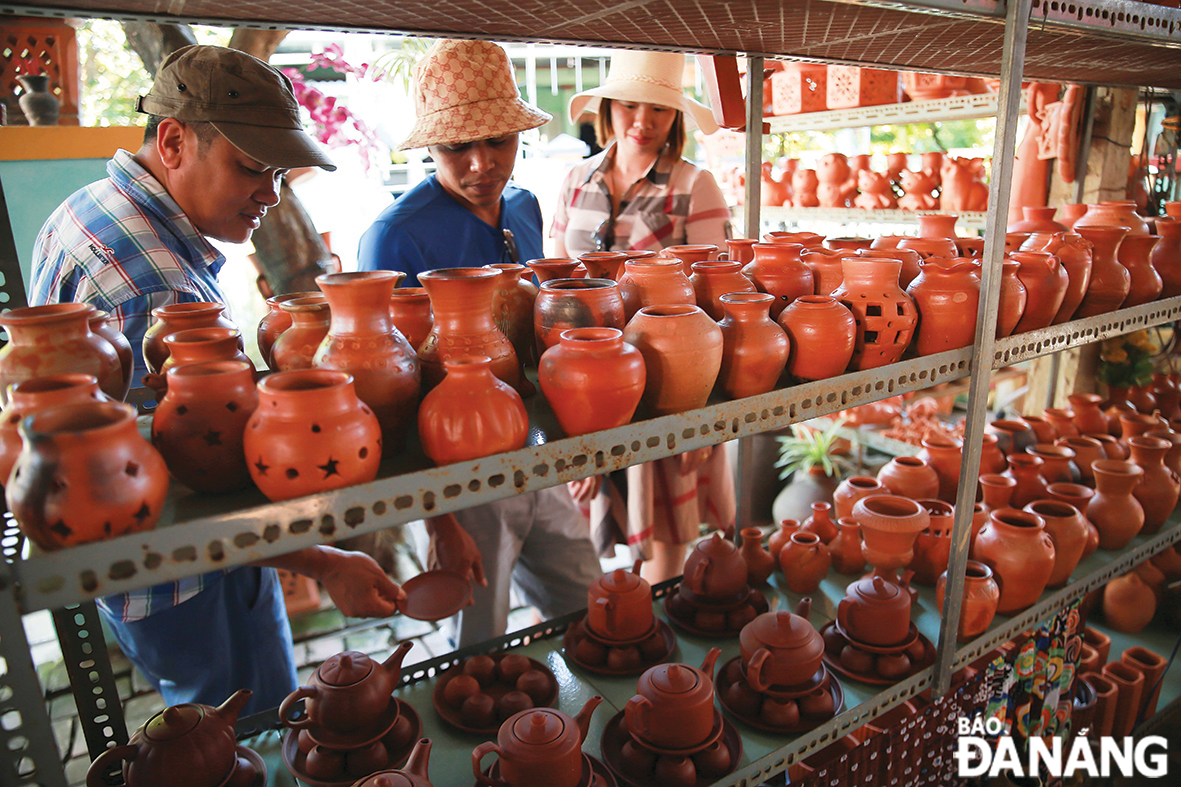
[0, 303, 124, 405]
[141, 301, 238, 376]
[388, 286, 435, 352]
[87, 307, 133, 401]
[776, 295, 855, 381]
[742, 243, 814, 319]
[715, 292, 789, 399]
[533, 278, 625, 357]
[0, 374, 110, 487]
[419, 355, 527, 465]
[831, 256, 917, 370]
[689, 260, 757, 320]
[271, 295, 330, 372]
[538, 327, 645, 437]
[622, 304, 722, 416]
[1126, 435, 1180, 535]
[936, 560, 1000, 642]
[257, 291, 316, 370]
[971, 508, 1056, 615]
[1023, 499, 1088, 588]
[1087, 460, 1145, 550]
[1073, 225, 1132, 318]
[1118, 234, 1163, 308]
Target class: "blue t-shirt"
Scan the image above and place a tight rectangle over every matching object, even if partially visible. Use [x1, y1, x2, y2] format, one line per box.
[357, 175, 544, 285]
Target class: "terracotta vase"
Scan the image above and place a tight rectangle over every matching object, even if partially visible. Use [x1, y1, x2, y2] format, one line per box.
[1023, 500, 1088, 587]
[258, 291, 316, 370]
[851, 495, 930, 572]
[801, 500, 839, 544]
[979, 474, 1017, 517]
[1068, 393, 1108, 435]
[151, 360, 258, 494]
[1055, 435, 1103, 484]
[777, 531, 831, 593]
[1008, 251, 1069, 333]
[142, 302, 239, 376]
[1102, 572, 1156, 635]
[1043, 407, 1079, 439]
[243, 369, 382, 502]
[1117, 234, 1164, 308]
[689, 260, 757, 319]
[1002, 454, 1048, 508]
[723, 239, 758, 265]
[767, 519, 801, 561]
[776, 295, 856, 381]
[1126, 435, 1180, 534]
[533, 278, 626, 357]
[1145, 429, 1181, 478]
[387, 286, 434, 352]
[538, 327, 645, 436]
[1026, 443, 1079, 485]
[739, 528, 776, 587]
[623, 304, 722, 416]
[6, 401, 168, 550]
[832, 257, 918, 370]
[314, 271, 422, 447]
[1150, 372, 1181, 421]
[1089, 432, 1129, 460]
[829, 518, 865, 574]
[986, 418, 1036, 456]
[993, 259, 1028, 339]
[858, 247, 923, 290]
[0, 303, 124, 405]
[905, 257, 980, 356]
[1008, 206, 1068, 233]
[618, 257, 696, 322]
[980, 433, 1008, 474]
[1152, 218, 1181, 298]
[1021, 415, 1059, 444]
[908, 527, 951, 586]
[486, 263, 538, 372]
[1073, 225, 1132, 318]
[1021, 232, 1094, 325]
[764, 231, 824, 249]
[1084, 671, 1120, 738]
[87, 308, 133, 401]
[1102, 660, 1146, 738]
[526, 257, 580, 284]
[1087, 459, 1145, 550]
[971, 508, 1056, 615]
[916, 213, 960, 239]
[664, 244, 718, 266]
[578, 250, 629, 281]
[741, 243, 814, 320]
[916, 435, 964, 503]
[877, 456, 940, 500]
[800, 248, 848, 296]
[153, 328, 255, 396]
[419, 355, 528, 465]
[897, 236, 957, 261]
[1060, 203, 1089, 227]
[1075, 201, 1150, 235]
[418, 268, 520, 394]
[271, 295, 330, 372]
[936, 560, 1001, 642]
[0, 374, 109, 486]
[832, 475, 886, 520]
[716, 292, 789, 399]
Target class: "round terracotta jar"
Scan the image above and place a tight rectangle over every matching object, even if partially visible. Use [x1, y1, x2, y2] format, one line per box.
[618, 258, 696, 321]
[742, 242, 814, 319]
[7, 401, 168, 550]
[877, 456, 940, 500]
[936, 560, 1000, 642]
[258, 291, 316, 370]
[1073, 225, 1132, 318]
[689, 260, 757, 319]
[533, 278, 626, 357]
[1023, 500, 1088, 588]
[578, 250, 629, 281]
[538, 327, 645, 437]
[905, 257, 981, 355]
[0, 302, 124, 405]
[142, 302, 239, 376]
[87, 307, 134, 401]
[1153, 218, 1181, 298]
[271, 295, 330, 372]
[1068, 393, 1108, 436]
[418, 355, 528, 465]
[153, 328, 255, 395]
[776, 295, 856, 381]
[715, 292, 789, 399]
[1021, 232, 1094, 325]
[1118, 234, 1164, 308]
[832, 475, 886, 520]
[1074, 200, 1150, 235]
[971, 508, 1056, 615]
[980, 433, 1008, 474]
[857, 247, 922, 290]
[1126, 435, 1180, 535]
[418, 268, 520, 394]
[388, 286, 435, 352]
[622, 304, 722, 416]
[831, 256, 918, 370]
[243, 369, 382, 502]
[1008, 251, 1069, 334]
[0, 374, 109, 486]
[1086, 459, 1145, 550]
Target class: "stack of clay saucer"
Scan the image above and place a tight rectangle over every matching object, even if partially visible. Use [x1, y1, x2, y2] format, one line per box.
[564, 561, 676, 675]
[663, 532, 770, 637]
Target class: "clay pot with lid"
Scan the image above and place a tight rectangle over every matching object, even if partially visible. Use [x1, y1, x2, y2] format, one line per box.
[624, 649, 721, 751]
[280, 643, 413, 735]
[587, 559, 653, 642]
[971, 508, 1056, 615]
[353, 738, 434, 787]
[683, 530, 748, 600]
[473, 696, 603, 787]
[86, 689, 252, 787]
[739, 601, 824, 690]
[838, 574, 912, 646]
[1087, 459, 1145, 549]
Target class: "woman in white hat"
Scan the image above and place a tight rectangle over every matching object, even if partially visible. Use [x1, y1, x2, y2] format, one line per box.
[551, 49, 731, 256]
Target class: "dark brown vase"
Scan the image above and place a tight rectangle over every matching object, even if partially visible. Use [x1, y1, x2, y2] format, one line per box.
[776, 295, 856, 381]
[538, 327, 645, 436]
[534, 278, 626, 360]
[1126, 435, 1180, 535]
[742, 243, 814, 319]
[1087, 459, 1145, 550]
[486, 263, 539, 371]
[87, 308, 133, 401]
[689, 260, 757, 319]
[715, 292, 788, 399]
[995, 260, 1028, 338]
[1118, 234, 1163, 308]
[905, 257, 980, 355]
[1074, 225, 1132, 318]
[936, 560, 1000, 642]
[418, 355, 528, 465]
[142, 302, 239, 376]
[831, 256, 917, 370]
[258, 291, 316, 370]
[971, 508, 1056, 615]
[271, 295, 330, 372]
[0, 303, 125, 405]
[1008, 251, 1069, 334]
[419, 267, 520, 394]
[1023, 500, 1088, 588]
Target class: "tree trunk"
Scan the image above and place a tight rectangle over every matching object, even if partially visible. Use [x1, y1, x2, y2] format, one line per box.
[120, 22, 197, 75]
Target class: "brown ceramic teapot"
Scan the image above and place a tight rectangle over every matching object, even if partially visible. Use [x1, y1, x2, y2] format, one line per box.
[624, 648, 722, 751]
[86, 689, 251, 787]
[837, 574, 912, 646]
[738, 600, 825, 691]
[586, 559, 654, 641]
[351, 738, 434, 787]
[472, 696, 603, 787]
[279, 642, 413, 734]
[683, 530, 747, 599]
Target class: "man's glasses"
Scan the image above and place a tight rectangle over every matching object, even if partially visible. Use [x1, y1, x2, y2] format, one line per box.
[592, 216, 615, 252]
[502, 229, 519, 264]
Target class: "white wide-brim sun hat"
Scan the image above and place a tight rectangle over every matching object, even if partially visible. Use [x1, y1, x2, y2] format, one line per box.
[568, 49, 720, 135]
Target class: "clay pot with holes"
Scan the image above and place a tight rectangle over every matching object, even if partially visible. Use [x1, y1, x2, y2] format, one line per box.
[831, 256, 918, 370]
[1023, 500, 1088, 588]
[0, 374, 109, 486]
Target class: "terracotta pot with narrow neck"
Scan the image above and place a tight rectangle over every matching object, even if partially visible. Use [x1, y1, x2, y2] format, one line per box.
[877, 456, 940, 500]
[857, 247, 922, 289]
[271, 295, 330, 372]
[917, 435, 964, 503]
[142, 302, 239, 377]
[618, 258, 696, 321]
[1055, 435, 1103, 484]
[1126, 435, 1180, 534]
[1043, 407, 1079, 439]
[539, 327, 645, 437]
[258, 291, 316, 370]
[1020, 231, 1093, 324]
[776, 295, 856, 381]
[1008, 251, 1069, 333]
[832, 475, 886, 520]
[1119, 411, 1165, 444]
[916, 213, 960, 239]
[715, 292, 788, 399]
[800, 247, 849, 296]
[1152, 218, 1181, 298]
[87, 308, 133, 401]
[937, 560, 1000, 642]
[388, 286, 434, 351]
[690, 260, 758, 320]
[980, 432, 1008, 474]
[1023, 500, 1088, 588]
[1068, 393, 1108, 435]
[0, 374, 109, 487]
[723, 238, 758, 265]
[1074, 200, 1150, 235]
[1117, 234, 1164, 308]
[487, 263, 539, 371]
[742, 243, 814, 319]
[623, 304, 722, 416]
[314, 271, 422, 447]
[1087, 459, 1145, 549]
[832, 257, 917, 370]
[971, 508, 1056, 615]
[996, 260, 1028, 338]
[979, 474, 1017, 517]
[1146, 429, 1181, 477]
[739, 528, 776, 587]
[1002, 454, 1048, 508]
[829, 517, 865, 574]
[1150, 372, 1181, 421]
[419, 267, 520, 394]
[1073, 225, 1132, 318]
[906, 257, 981, 356]
[777, 531, 831, 593]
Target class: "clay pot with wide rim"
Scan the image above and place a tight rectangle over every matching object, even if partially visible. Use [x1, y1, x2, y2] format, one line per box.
[739, 600, 825, 690]
[623, 304, 722, 416]
[838, 574, 912, 646]
[800, 247, 850, 296]
[777, 531, 831, 593]
[689, 260, 757, 319]
[280, 644, 413, 735]
[1002, 453, 1048, 508]
[971, 508, 1056, 615]
[917, 435, 964, 503]
[1023, 500, 1088, 587]
[852, 495, 930, 572]
[578, 250, 629, 281]
[1118, 234, 1163, 308]
[538, 327, 645, 437]
[906, 257, 981, 355]
[1073, 225, 1132, 318]
[877, 456, 940, 500]
[979, 474, 1017, 517]
[715, 292, 789, 399]
[742, 242, 814, 319]
[740, 528, 777, 587]
[1027, 443, 1079, 485]
[1087, 459, 1145, 550]
[832, 475, 886, 520]
[995, 259, 1028, 339]
[0, 374, 109, 486]
[1069, 393, 1109, 435]
[1020, 231, 1094, 324]
[87, 307, 133, 400]
[85, 690, 252, 787]
[832, 256, 918, 370]
[776, 295, 856, 381]
[1074, 200, 1150, 235]
[388, 286, 435, 352]
[473, 697, 603, 787]
[243, 369, 382, 502]
[418, 355, 528, 466]
[1008, 251, 1069, 333]
[1152, 217, 1181, 298]
[1055, 435, 1103, 484]
[723, 239, 758, 265]
[618, 258, 695, 322]
[1126, 435, 1180, 534]
[586, 559, 654, 642]
[916, 213, 960, 240]
[418, 268, 520, 394]
[1043, 408, 1079, 439]
[141, 302, 240, 377]
[533, 278, 626, 358]
[857, 246, 923, 290]
[526, 258, 580, 285]
[271, 295, 331, 372]
[0, 302, 124, 405]
[936, 561, 1000, 642]
[683, 531, 748, 600]
[1146, 429, 1181, 478]
[486, 263, 539, 371]
[624, 649, 721, 751]
[258, 291, 316, 370]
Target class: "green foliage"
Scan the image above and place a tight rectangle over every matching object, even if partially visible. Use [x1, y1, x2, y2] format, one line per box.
[1098, 331, 1159, 389]
[774, 418, 855, 480]
[368, 37, 436, 91]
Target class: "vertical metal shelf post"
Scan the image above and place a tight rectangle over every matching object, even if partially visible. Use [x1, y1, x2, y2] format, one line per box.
[933, 0, 1033, 695]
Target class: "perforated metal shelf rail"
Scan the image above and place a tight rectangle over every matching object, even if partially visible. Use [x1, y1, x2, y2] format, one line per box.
[766, 93, 1008, 134]
[758, 205, 991, 231]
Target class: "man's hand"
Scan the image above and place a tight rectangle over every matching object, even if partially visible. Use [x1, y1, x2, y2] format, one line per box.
[567, 475, 602, 506]
[255, 546, 405, 618]
[425, 513, 487, 587]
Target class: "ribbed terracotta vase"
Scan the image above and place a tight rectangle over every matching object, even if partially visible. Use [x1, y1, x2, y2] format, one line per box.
[971, 508, 1056, 614]
[994, 259, 1028, 339]
[538, 327, 645, 436]
[623, 304, 722, 416]
[1073, 225, 1132, 318]
[418, 355, 528, 465]
[936, 560, 1000, 642]
[151, 360, 258, 494]
[271, 295, 330, 372]
[258, 291, 316, 370]
[7, 401, 168, 550]
[87, 308, 133, 401]
[486, 263, 538, 370]
[832, 257, 917, 370]
[1126, 435, 1180, 534]
[800, 248, 848, 296]
[0, 303, 124, 405]
[243, 369, 382, 502]
[917, 435, 964, 503]
[142, 302, 239, 376]
[1117, 234, 1163, 308]
[716, 292, 789, 399]
[1008, 251, 1069, 333]
[1020, 232, 1094, 325]
[534, 278, 626, 356]
[776, 295, 856, 381]
[906, 257, 980, 355]
[742, 242, 814, 319]
[1152, 218, 1181, 298]
[689, 260, 757, 319]
[314, 271, 422, 447]
[1023, 500, 1088, 588]
[1074, 201, 1150, 235]
[618, 258, 695, 322]
[1087, 459, 1145, 549]
[877, 456, 940, 500]
[832, 475, 886, 520]
[0, 374, 109, 486]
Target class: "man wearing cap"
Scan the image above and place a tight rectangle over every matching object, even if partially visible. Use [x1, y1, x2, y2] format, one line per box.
[28, 45, 482, 714]
[359, 39, 603, 647]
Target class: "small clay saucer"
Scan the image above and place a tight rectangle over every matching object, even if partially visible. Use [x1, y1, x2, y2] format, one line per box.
[222, 744, 267, 787]
[581, 617, 660, 647]
[478, 752, 618, 787]
[662, 586, 769, 639]
[715, 656, 844, 734]
[820, 621, 937, 686]
[831, 620, 919, 655]
[600, 710, 742, 787]
[562, 616, 677, 676]
[283, 702, 421, 786]
[397, 569, 473, 621]
[302, 695, 400, 750]
[715, 656, 829, 700]
[433, 654, 558, 734]
[627, 708, 725, 757]
[677, 584, 751, 611]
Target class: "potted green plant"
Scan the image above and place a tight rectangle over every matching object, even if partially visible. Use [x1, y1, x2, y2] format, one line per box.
[771, 417, 855, 523]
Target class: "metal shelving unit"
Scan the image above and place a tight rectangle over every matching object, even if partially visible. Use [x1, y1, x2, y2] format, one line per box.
[766, 93, 1007, 134]
[758, 205, 990, 231]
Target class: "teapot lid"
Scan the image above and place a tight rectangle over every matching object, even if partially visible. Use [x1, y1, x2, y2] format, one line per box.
[144, 705, 202, 741]
[599, 567, 641, 593]
[748, 609, 817, 648]
[510, 709, 566, 745]
[651, 664, 700, 694]
[854, 575, 901, 601]
[318, 651, 374, 686]
[696, 531, 736, 556]
[356, 774, 413, 787]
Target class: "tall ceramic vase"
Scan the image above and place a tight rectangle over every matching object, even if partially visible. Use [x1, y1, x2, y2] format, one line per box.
[486, 263, 539, 373]
[1126, 435, 1180, 534]
[1020, 232, 1093, 324]
[16, 74, 60, 126]
[1117, 234, 1163, 308]
[715, 292, 789, 399]
[971, 508, 1056, 614]
[1087, 459, 1145, 550]
[742, 243, 814, 319]
[1152, 218, 1181, 298]
[257, 291, 317, 370]
[1073, 226, 1131, 318]
[0, 303, 124, 405]
[538, 327, 645, 436]
[831, 257, 917, 370]
[418, 355, 528, 465]
[623, 305, 722, 416]
[271, 295, 330, 372]
[418, 268, 520, 394]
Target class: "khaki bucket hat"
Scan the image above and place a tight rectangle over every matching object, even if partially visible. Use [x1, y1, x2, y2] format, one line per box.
[568, 50, 719, 134]
[137, 45, 336, 171]
[398, 39, 552, 150]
